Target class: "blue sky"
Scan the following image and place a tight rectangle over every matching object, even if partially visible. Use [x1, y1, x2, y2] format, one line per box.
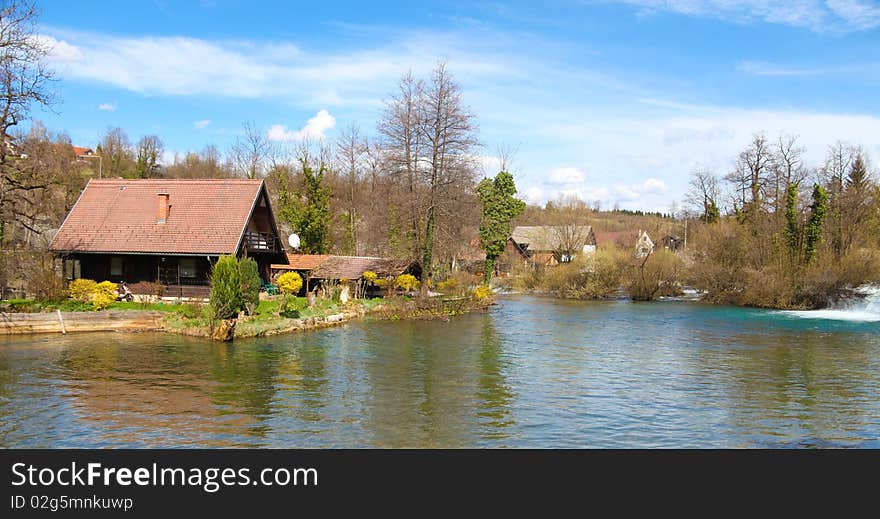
[35, 0, 880, 211]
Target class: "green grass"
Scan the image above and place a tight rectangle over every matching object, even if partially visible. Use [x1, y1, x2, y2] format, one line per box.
[0, 298, 203, 314]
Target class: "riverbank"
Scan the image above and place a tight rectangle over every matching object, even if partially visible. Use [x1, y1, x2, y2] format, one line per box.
[0, 295, 493, 338]
[4, 296, 878, 448]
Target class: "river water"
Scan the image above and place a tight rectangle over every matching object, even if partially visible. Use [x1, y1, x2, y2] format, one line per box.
[2, 296, 879, 448]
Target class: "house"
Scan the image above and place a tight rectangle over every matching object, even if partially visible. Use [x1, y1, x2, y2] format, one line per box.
[658, 234, 683, 251]
[636, 230, 654, 258]
[72, 146, 94, 157]
[594, 230, 638, 249]
[510, 225, 596, 266]
[49, 179, 287, 298]
[271, 253, 417, 294]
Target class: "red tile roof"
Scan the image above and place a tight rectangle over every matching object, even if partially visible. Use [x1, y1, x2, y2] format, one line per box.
[272, 253, 329, 271]
[594, 230, 638, 248]
[272, 254, 412, 280]
[72, 146, 94, 156]
[50, 179, 265, 255]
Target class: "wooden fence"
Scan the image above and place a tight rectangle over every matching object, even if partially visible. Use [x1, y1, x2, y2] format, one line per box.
[0, 310, 163, 335]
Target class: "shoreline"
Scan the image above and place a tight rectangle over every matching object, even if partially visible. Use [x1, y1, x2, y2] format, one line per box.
[0, 297, 493, 339]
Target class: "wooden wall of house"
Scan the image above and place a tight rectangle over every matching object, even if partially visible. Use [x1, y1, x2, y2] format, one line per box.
[246, 193, 275, 234]
[72, 254, 212, 284]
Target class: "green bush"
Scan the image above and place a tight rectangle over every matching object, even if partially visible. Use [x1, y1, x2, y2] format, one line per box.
[279, 296, 308, 318]
[210, 255, 242, 320]
[239, 257, 261, 316]
[534, 249, 626, 299]
[624, 249, 682, 301]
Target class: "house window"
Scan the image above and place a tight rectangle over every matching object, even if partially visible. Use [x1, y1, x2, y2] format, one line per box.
[110, 257, 124, 277]
[65, 259, 81, 280]
[179, 258, 197, 278]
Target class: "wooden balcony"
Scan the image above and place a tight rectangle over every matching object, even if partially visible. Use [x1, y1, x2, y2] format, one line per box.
[243, 231, 280, 253]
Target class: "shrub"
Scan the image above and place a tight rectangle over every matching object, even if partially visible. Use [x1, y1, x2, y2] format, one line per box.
[92, 281, 118, 310]
[67, 279, 98, 302]
[395, 274, 419, 292]
[239, 257, 261, 316]
[363, 271, 378, 284]
[129, 281, 165, 306]
[279, 296, 307, 317]
[210, 255, 242, 320]
[471, 285, 493, 301]
[624, 249, 682, 301]
[436, 278, 457, 293]
[277, 271, 303, 295]
[532, 249, 626, 299]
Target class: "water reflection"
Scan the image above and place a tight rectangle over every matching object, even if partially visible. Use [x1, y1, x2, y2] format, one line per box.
[1, 297, 879, 448]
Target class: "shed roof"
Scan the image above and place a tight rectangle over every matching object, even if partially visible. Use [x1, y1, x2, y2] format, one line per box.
[311, 256, 412, 280]
[274, 253, 329, 271]
[510, 225, 594, 252]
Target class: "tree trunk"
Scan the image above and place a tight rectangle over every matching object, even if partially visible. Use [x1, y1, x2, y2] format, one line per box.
[211, 319, 236, 341]
[420, 206, 435, 299]
[484, 256, 496, 285]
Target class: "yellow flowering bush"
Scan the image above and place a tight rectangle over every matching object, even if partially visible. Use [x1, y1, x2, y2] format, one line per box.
[276, 271, 303, 295]
[363, 271, 378, 284]
[67, 279, 98, 302]
[92, 281, 119, 310]
[471, 285, 493, 301]
[436, 278, 457, 292]
[394, 274, 419, 291]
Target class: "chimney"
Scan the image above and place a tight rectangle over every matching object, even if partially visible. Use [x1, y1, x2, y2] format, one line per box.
[157, 193, 170, 224]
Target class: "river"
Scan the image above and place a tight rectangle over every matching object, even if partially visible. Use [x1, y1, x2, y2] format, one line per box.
[2, 296, 879, 448]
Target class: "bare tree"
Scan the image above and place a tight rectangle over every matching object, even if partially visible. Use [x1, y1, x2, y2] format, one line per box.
[416, 62, 480, 293]
[0, 1, 53, 141]
[820, 141, 857, 256]
[135, 134, 163, 178]
[378, 70, 425, 258]
[335, 123, 367, 254]
[0, 0, 55, 246]
[736, 133, 772, 216]
[98, 126, 134, 178]
[229, 121, 270, 178]
[765, 134, 808, 220]
[494, 142, 520, 173]
[685, 169, 720, 222]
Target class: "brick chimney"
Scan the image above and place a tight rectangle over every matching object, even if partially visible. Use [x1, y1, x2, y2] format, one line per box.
[157, 193, 170, 224]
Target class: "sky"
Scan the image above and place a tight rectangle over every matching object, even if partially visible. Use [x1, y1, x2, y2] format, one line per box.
[33, 0, 880, 211]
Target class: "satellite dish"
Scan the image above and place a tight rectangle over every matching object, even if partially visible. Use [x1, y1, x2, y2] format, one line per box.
[288, 233, 301, 249]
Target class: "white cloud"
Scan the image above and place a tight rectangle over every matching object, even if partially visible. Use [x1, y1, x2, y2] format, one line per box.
[827, 0, 880, 30]
[98, 103, 116, 111]
[531, 102, 880, 211]
[38, 35, 84, 62]
[641, 178, 666, 193]
[615, 0, 880, 33]
[267, 110, 337, 142]
[39, 28, 514, 107]
[547, 167, 587, 184]
[194, 119, 211, 129]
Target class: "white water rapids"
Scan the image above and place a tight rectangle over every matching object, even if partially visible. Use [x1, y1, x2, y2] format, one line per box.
[782, 285, 880, 322]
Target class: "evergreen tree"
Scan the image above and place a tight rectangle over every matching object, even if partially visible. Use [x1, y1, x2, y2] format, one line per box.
[846, 155, 869, 191]
[238, 257, 261, 316]
[784, 184, 800, 254]
[805, 184, 828, 263]
[477, 171, 526, 284]
[210, 256, 242, 320]
[279, 160, 332, 254]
